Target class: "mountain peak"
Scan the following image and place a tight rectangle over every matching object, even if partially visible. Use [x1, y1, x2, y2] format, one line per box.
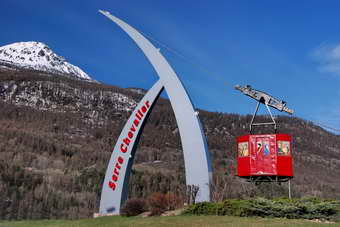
[0, 41, 93, 81]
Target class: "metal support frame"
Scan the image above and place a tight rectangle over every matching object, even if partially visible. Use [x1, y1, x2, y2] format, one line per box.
[288, 179, 292, 199]
[245, 175, 292, 184]
[244, 175, 293, 198]
[249, 101, 277, 133]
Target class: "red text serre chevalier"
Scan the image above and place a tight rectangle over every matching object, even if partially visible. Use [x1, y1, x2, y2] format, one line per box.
[108, 101, 150, 191]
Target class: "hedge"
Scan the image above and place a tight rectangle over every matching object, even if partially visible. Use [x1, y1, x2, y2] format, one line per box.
[183, 197, 340, 220]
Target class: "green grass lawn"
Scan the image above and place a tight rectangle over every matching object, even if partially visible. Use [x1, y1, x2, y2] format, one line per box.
[1, 216, 339, 227]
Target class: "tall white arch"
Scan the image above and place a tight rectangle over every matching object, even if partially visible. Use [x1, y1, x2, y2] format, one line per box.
[99, 10, 212, 215]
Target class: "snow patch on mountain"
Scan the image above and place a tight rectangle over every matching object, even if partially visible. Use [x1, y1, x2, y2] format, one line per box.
[0, 41, 93, 81]
[0, 80, 138, 124]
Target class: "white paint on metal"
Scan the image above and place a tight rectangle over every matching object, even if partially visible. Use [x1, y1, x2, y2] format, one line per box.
[100, 80, 164, 214]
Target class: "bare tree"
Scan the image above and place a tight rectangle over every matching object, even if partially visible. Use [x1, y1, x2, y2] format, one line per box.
[186, 185, 200, 205]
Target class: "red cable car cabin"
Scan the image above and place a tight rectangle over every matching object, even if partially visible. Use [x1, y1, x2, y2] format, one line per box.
[234, 85, 295, 183]
[237, 134, 293, 182]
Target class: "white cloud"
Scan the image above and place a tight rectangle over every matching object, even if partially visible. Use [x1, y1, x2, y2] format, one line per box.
[311, 43, 340, 76]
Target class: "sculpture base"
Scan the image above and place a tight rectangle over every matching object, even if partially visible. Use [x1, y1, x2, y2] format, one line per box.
[93, 212, 118, 218]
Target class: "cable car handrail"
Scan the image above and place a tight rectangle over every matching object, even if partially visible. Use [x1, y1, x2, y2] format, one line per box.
[249, 101, 277, 133]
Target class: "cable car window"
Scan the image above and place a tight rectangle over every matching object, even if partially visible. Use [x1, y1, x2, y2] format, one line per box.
[238, 142, 249, 157]
[277, 141, 290, 155]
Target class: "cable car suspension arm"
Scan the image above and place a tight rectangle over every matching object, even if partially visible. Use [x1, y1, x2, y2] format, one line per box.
[235, 85, 294, 133]
[235, 85, 294, 114]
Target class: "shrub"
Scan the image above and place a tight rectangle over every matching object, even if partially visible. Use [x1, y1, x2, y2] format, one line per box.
[147, 192, 168, 216]
[121, 198, 147, 217]
[183, 197, 339, 220]
[183, 202, 219, 215]
[164, 192, 183, 210]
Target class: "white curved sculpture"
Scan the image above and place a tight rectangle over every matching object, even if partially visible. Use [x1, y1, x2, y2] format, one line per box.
[99, 10, 212, 215]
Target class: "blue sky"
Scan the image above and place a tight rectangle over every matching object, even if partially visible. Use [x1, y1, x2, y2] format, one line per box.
[1, 0, 340, 133]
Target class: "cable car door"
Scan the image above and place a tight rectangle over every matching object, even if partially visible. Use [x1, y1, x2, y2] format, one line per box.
[252, 136, 276, 175]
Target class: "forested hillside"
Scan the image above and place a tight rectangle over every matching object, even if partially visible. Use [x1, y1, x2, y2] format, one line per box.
[0, 68, 339, 220]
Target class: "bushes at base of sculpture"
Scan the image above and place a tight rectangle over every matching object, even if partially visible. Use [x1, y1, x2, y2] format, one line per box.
[121, 198, 147, 217]
[147, 192, 168, 216]
[121, 193, 183, 217]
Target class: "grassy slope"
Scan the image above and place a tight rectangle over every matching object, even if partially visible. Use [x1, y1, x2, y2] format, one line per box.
[1, 216, 339, 227]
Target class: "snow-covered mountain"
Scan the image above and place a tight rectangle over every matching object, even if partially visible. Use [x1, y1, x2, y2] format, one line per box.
[0, 41, 93, 81]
